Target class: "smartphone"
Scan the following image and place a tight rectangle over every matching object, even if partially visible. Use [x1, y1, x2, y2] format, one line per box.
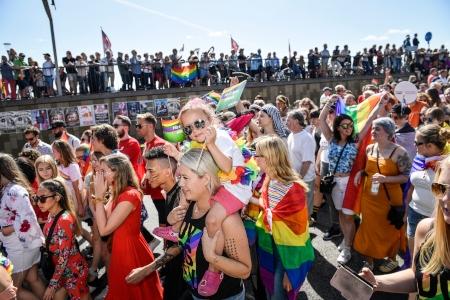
[330, 263, 374, 300]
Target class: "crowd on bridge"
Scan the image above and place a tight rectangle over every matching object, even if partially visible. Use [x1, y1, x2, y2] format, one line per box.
[1, 61, 450, 299]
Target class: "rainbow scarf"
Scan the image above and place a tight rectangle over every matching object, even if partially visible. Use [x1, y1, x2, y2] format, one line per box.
[171, 64, 198, 84]
[256, 180, 314, 300]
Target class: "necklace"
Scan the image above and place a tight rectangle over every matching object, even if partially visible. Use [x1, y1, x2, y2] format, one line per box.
[194, 203, 209, 213]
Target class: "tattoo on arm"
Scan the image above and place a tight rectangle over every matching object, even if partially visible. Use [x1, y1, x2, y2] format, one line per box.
[224, 238, 239, 260]
[397, 152, 412, 174]
[151, 244, 177, 271]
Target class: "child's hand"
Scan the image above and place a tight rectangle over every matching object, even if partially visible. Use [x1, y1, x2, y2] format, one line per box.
[163, 142, 180, 159]
[205, 126, 216, 146]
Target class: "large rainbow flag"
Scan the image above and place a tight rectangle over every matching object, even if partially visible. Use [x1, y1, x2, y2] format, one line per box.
[161, 119, 186, 143]
[171, 64, 198, 84]
[256, 180, 314, 300]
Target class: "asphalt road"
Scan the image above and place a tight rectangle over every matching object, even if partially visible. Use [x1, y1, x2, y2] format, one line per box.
[78, 196, 410, 300]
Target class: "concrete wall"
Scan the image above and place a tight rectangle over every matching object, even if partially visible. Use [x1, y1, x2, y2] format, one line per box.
[0, 74, 393, 156]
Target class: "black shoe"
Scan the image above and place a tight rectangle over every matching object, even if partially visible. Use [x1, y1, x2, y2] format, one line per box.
[323, 226, 342, 240]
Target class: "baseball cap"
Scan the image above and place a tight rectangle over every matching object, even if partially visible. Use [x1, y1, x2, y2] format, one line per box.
[43, 53, 51, 57]
[323, 87, 333, 92]
[49, 121, 66, 130]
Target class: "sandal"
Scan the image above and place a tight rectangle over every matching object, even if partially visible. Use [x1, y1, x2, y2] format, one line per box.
[152, 226, 178, 242]
[198, 270, 224, 296]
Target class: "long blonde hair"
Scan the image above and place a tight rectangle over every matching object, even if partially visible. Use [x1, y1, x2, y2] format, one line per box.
[35, 155, 60, 184]
[419, 155, 450, 275]
[255, 136, 308, 192]
[99, 154, 142, 203]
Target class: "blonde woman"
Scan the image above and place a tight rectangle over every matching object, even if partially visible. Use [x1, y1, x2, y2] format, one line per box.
[299, 97, 319, 111]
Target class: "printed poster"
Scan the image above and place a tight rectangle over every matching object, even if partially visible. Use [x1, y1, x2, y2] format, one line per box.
[64, 106, 80, 127]
[154, 99, 169, 118]
[179, 97, 189, 109]
[48, 108, 65, 127]
[113, 102, 128, 119]
[167, 98, 180, 116]
[139, 100, 154, 115]
[78, 105, 95, 126]
[14, 110, 33, 133]
[0, 112, 16, 134]
[94, 104, 110, 124]
[216, 80, 247, 111]
[31, 109, 50, 130]
[127, 102, 141, 121]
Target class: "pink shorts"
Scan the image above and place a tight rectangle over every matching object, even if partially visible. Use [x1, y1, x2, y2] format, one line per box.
[211, 186, 246, 217]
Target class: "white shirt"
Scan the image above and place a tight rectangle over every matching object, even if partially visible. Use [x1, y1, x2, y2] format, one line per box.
[320, 50, 330, 63]
[410, 168, 435, 217]
[287, 130, 316, 182]
[319, 134, 330, 163]
[338, 50, 349, 62]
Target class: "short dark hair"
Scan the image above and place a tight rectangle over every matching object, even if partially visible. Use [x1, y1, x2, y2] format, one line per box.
[137, 113, 157, 127]
[91, 124, 119, 150]
[15, 157, 36, 185]
[144, 146, 177, 175]
[24, 125, 40, 136]
[310, 109, 320, 119]
[116, 115, 132, 128]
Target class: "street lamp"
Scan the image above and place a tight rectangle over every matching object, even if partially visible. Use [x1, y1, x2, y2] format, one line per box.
[3, 43, 11, 56]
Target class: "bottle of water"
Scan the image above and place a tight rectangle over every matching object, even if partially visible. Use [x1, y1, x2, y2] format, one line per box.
[371, 181, 380, 195]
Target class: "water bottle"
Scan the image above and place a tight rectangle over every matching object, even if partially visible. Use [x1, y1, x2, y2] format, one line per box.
[371, 181, 380, 195]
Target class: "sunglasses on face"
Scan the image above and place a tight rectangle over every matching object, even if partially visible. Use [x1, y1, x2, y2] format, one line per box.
[389, 114, 400, 120]
[337, 90, 344, 92]
[136, 124, 149, 129]
[81, 138, 87, 142]
[27, 137, 36, 141]
[339, 123, 354, 129]
[182, 119, 206, 136]
[419, 113, 425, 117]
[113, 124, 123, 128]
[424, 117, 434, 122]
[414, 140, 425, 146]
[329, 109, 335, 114]
[431, 182, 450, 198]
[32, 194, 55, 204]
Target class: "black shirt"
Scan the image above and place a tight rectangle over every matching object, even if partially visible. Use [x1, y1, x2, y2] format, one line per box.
[63, 57, 77, 73]
[238, 55, 246, 69]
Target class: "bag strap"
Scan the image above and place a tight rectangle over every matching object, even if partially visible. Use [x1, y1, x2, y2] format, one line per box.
[332, 140, 349, 174]
[45, 210, 66, 252]
[375, 145, 394, 205]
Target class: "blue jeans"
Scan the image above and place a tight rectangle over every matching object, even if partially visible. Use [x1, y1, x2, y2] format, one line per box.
[362, 61, 369, 75]
[368, 60, 374, 74]
[291, 65, 301, 78]
[191, 286, 245, 300]
[265, 240, 289, 300]
[395, 58, 402, 73]
[407, 207, 428, 237]
[133, 74, 141, 89]
[77, 76, 88, 93]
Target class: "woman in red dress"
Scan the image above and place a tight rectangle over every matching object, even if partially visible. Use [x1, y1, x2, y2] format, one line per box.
[93, 154, 163, 300]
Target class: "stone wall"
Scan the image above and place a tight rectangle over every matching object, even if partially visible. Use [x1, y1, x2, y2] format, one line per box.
[0, 74, 395, 156]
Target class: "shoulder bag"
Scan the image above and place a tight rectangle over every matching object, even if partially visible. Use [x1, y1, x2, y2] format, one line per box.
[320, 140, 348, 194]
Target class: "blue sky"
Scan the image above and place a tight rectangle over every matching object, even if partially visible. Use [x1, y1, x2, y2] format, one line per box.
[2, 0, 450, 64]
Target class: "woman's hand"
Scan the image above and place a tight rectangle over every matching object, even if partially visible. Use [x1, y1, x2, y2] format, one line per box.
[77, 204, 86, 217]
[354, 170, 365, 186]
[43, 287, 56, 300]
[205, 126, 217, 147]
[125, 266, 150, 284]
[283, 272, 292, 292]
[163, 143, 180, 160]
[230, 76, 239, 87]
[329, 94, 339, 103]
[359, 268, 378, 290]
[371, 173, 387, 183]
[167, 205, 188, 225]
[94, 171, 108, 200]
[201, 228, 220, 263]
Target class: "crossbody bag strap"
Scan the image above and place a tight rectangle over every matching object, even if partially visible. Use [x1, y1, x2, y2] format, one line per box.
[375, 145, 392, 205]
[332, 140, 349, 174]
[45, 210, 66, 252]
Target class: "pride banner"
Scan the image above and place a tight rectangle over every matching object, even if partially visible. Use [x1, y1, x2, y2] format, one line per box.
[171, 65, 198, 84]
[161, 119, 186, 143]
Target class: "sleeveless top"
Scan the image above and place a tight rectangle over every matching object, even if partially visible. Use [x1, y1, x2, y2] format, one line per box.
[178, 202, 243, 299]
[328, 138, 358, 173]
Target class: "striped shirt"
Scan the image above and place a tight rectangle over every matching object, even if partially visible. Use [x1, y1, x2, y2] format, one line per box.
[268, 180, 293, 210]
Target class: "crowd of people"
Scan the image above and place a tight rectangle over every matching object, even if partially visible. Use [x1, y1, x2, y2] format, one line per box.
[1, 33, 449, 100]
[1, 71, 450, 300]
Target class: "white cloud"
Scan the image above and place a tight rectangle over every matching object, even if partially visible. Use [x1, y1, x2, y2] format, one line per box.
[208, 30, 227, 37]
[361, 35, 389, 41]
[386, 29, 410, 34]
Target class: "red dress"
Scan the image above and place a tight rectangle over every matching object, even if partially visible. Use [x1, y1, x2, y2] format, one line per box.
[105, 186, 163, 300]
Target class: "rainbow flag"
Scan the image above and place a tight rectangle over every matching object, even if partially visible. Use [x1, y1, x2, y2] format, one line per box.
[171, 64, 197, 84]
[256, 181, 314, 300]
[61, 131, 69, 143]
[161, 119, 186, 143]
[371, 78, 378, 87]
[202, 91, 221, 105]
[82, 145, 93, 176]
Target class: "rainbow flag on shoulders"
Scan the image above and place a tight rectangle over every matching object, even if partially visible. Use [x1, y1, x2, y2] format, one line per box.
[171, 64, 197, 84]
[161, 119, 186, 143]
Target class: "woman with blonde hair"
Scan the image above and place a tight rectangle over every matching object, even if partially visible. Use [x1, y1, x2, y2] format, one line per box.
[360, 154, 450, 299]
[417, 92, 432, 106]
[299, 97, 319, 111]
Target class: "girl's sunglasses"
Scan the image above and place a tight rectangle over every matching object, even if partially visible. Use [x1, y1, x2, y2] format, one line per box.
[431, 182, 450, 198]
[32, 194, 55, 204]
[182, 119, 206, 136]
[339, 122, 354, 129]
[424, 117, 434, 122]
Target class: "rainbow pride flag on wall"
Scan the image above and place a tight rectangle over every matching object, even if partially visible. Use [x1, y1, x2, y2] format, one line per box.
[256, 180, 314, 300]
[171, 65, 198, 84]
[161, 119, 186, 143]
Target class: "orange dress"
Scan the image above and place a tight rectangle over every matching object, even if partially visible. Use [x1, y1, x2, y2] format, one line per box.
[354, 146, 406, 259]
[105, 186, 163, 300]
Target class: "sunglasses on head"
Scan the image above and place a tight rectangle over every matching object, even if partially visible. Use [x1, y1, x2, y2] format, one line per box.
[431, 182, 450, 198]
[32, 194, 55, 204]
[339, 122, 354, 129]
[182, 119, 206, 136]
[135, 124, 149, 129]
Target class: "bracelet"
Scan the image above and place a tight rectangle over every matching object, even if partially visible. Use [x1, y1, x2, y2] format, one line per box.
[92, 198, 108, 205]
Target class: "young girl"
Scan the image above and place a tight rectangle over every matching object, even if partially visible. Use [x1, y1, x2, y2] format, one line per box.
[34, 155, 60, 225]
[155, 99, 255, 296]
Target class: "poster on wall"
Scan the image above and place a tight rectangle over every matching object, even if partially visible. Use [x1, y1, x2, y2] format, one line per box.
[48, 108, 65, 127]
[78, 105, 95, 126]
[112, 102, 128, 119]
[139, 100, 154, 114]
[0, 112, 16, 134]
[179, 97, 189, 109]
[154, 99, 169, 117]
[167, 98, 181, 116]
[94, 104, 110, 124]
[14, 111, 33, 133]
[31, 109, 50, 130]
[127, 102, 141, 121]
[64, 107, 80, 127]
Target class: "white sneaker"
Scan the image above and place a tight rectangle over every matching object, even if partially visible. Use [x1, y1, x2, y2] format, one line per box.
[149, 238, 161, 251]
[337, 240, 345, 252]
[337, 248, 351, 265]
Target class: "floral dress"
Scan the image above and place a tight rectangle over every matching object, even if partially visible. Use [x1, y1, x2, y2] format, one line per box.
[43, 211, 89, 299]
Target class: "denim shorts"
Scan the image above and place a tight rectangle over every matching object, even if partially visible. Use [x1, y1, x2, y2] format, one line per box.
[407, 207, 428, 237]
[44, 76, 53, 87]
[199, 68, 210, 79]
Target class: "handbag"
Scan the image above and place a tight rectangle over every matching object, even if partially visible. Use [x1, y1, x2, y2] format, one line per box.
[38, 210, 65, 280]
[375, 146, 405, 230]
[320, 141, 348, 194]
[330, 264, 373, 300]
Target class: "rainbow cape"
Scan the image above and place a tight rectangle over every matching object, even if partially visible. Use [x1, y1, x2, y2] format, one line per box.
[202, 91, 221, 104]
[256, 180, 314, 300]
[171, 64, 197, 84]
[161, 119, 186, 143]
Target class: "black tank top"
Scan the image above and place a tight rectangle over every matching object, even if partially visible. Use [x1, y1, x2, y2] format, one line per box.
[178, 202, 243, 299]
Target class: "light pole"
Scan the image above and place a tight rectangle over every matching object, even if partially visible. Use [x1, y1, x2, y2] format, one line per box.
[42, 0, 62, 97]
[3, 43, 11, 57]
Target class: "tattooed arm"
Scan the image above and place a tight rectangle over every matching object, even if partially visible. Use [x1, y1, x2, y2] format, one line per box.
[372, 147, 411, 184]
[201, 213, 252, 279]
[125, 244, 180, 284]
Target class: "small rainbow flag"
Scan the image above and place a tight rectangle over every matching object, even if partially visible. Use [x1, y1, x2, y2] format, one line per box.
[202, 91, 221, 104]
[371, 78, 378, 87]
[171, 64, 198, 84]
[161, 119, 186, 143]
[61, 131, 69, 143]
[82, 144, 93, 176]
